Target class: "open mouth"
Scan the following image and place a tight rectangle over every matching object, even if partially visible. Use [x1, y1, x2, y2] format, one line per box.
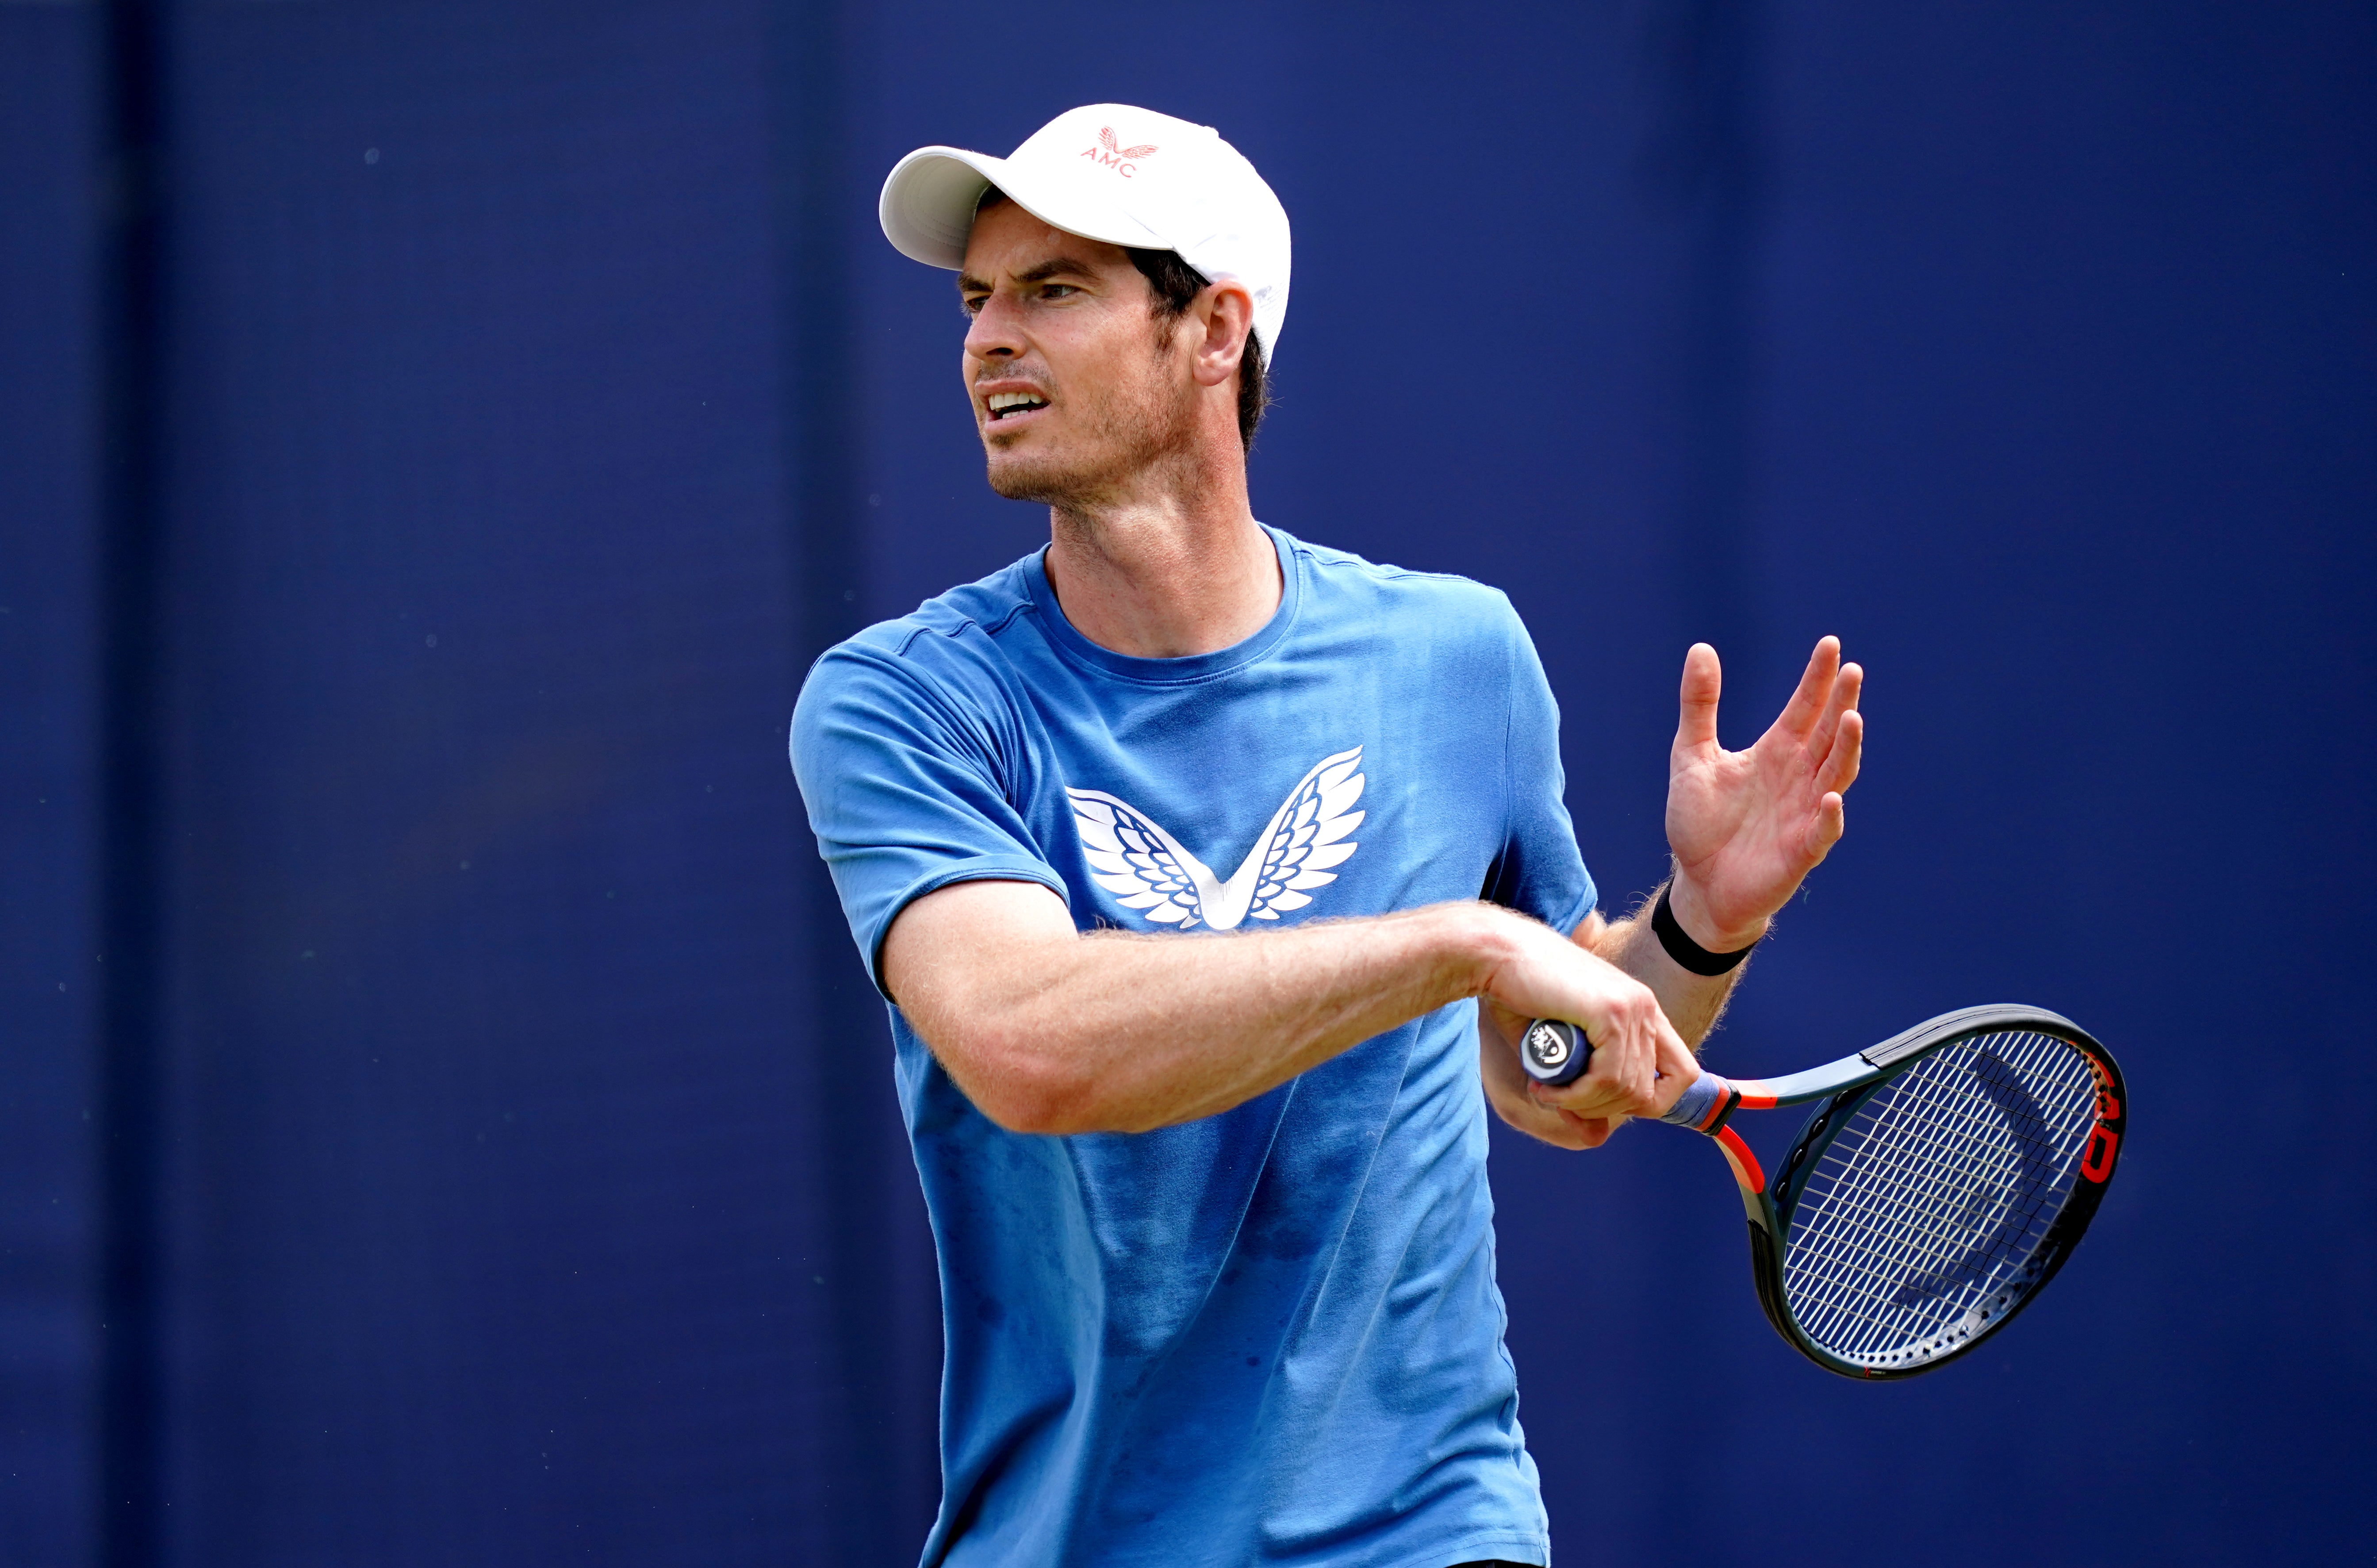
[985, 391, 1050, 421]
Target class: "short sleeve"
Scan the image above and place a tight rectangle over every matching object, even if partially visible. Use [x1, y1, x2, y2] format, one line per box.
[790, 645, 1068, 997]
[1479, 604, 1596, 934]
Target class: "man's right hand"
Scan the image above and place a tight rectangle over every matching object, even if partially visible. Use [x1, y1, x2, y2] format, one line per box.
[1477, 917, 1700, 1148]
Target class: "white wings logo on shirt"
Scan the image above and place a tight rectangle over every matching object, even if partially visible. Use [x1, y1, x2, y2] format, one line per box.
[1066, 748, 1367, 931]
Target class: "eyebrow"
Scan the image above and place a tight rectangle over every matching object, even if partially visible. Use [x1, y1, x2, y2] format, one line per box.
[956, 256, 1099, 295]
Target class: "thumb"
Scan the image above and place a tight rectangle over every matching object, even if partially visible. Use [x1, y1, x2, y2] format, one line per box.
[1558, 1111, 1617, 1149]
[1650, 1019, 1702, 1116]
[1675, 643, 1721, 756]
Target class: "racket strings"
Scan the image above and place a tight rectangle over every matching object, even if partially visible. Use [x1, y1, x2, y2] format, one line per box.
[1786, 1037, 2069, 1344]
[1779, 1031, 2098, 1368]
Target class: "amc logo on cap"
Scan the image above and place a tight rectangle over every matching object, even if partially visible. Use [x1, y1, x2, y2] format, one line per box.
[1080, 126, 1158, 177]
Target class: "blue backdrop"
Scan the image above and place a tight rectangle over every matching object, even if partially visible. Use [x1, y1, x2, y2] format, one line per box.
[3, 1, 2369, 1564]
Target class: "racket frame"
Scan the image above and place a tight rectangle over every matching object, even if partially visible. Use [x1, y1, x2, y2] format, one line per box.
[1526, 1004, 2128, 1379]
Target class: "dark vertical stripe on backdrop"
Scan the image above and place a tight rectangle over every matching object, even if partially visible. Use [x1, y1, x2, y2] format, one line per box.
[1636, 0, 1766, 669]
[775, 0, 943, 1554]
[776, 15, 864, 650]
[96, 0, 167, 1562]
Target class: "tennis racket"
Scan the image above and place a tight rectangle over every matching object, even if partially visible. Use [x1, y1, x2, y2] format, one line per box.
[1518, 1004, 2125, 1378]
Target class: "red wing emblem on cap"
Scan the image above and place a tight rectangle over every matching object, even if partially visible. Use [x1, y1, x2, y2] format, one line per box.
[1099, 126, 1160, 158]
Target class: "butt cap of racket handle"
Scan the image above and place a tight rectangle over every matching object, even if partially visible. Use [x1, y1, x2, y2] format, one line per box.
[1520, 1018, 1589, 1086]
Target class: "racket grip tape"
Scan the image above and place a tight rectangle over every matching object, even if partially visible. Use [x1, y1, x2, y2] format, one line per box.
[1518, 1017, 1732, 1130]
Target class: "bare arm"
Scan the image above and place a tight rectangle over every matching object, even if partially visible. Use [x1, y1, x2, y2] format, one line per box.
[882, 878, 1698, 1136]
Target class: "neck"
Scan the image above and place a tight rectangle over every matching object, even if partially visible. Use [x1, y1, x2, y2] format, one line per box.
[1042, 446, 1277, 660]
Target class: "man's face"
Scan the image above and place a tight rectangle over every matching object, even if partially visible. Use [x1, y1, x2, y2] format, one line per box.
[957, 199, 1196, 506]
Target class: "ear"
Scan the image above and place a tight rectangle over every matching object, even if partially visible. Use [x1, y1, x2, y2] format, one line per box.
[1187, 281, 1256, 391]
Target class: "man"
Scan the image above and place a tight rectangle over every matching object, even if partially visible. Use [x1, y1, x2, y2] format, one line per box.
[793, 104, 1862, 1568]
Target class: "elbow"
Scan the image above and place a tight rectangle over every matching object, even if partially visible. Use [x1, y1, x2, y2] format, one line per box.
[939, 1020, 1110, 1136]
[988, 1093, 1105, 1138]
[973, 1075, 1093, 1137]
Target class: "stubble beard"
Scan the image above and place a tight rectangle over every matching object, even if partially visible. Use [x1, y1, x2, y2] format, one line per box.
[982, 341, 1197, 512]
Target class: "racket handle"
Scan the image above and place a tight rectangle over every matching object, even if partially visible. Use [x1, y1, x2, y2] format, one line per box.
[1519, 1018, 1590, 1086]
[1518, 1019, 1734, 1131]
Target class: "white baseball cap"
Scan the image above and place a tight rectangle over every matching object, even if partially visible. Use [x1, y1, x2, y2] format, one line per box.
[879, 104, 1292, 365]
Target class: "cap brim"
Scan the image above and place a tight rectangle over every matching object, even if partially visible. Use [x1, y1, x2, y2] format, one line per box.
[879, 145, 1167, 270]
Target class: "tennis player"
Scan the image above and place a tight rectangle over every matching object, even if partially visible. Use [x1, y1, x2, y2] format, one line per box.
[792, 104, 1863, 1568]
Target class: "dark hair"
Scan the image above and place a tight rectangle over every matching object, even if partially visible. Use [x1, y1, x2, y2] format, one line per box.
[1125, 247, 1268, 450]
[973, 185, 1268, 449]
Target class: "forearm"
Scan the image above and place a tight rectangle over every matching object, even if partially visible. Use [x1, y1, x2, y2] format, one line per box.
[887, 882, 1511, 1135]
[1588, 878, 1761, 1048]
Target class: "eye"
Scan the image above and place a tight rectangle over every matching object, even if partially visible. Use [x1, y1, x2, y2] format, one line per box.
[1037, 283, 1081, 301]
[960, 294, 987, 317]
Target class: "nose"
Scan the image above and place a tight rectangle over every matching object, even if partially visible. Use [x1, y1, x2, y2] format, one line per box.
[963, 290, 1023, 364]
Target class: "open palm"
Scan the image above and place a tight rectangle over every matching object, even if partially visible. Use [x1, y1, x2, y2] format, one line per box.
[1664, 637, 1863, 947]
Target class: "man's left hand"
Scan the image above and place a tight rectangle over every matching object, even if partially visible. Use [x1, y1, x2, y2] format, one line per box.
[1663, 636, 1863, 949]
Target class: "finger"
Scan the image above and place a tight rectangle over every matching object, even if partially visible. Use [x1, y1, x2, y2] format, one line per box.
[1674, 643, 1721, 757]
[1549, 1036, 1634, 1119]
[1559, 1112, 1618, 1150]
[1818, 708, 1863, 795]
[1773, 636, 1842, 740]
[1614, 999, 1658, 1113]
[1540, 1006, 1656, 1119]
[1526, 1074, 1623, 1131]
[1509, 1092, 1602, 1150]
[1488, 1024, 1598, 1148]
[1806, 791, 1845, 862]
[1522, 1101, 1621, 1149]
[1805, 659, 1862, 760]
[1634, 1015, 1662, 1109]
[1607, 1002, 1660, 1116]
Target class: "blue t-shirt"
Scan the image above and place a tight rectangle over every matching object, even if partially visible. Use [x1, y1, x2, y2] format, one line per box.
[791, 526, 1593, 1568]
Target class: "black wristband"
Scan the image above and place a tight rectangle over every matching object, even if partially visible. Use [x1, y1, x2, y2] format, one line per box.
[1651, 883, 1760, 976]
